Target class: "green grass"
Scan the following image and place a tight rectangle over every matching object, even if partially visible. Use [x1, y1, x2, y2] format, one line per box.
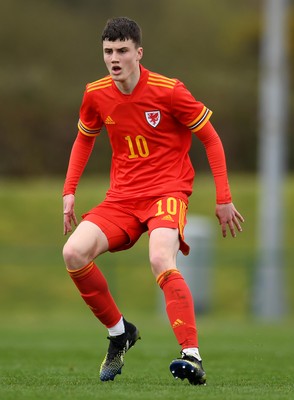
[0, 174, 293, 399]
[1, 315, 294, 400]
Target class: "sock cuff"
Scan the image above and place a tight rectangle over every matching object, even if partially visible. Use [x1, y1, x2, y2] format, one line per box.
[156, 268, 183, 289]
[67, 261, 94, 279]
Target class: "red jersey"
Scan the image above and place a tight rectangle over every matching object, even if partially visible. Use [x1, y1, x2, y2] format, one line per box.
[64, 65, 232, 204]
[77, 65, 212, 200]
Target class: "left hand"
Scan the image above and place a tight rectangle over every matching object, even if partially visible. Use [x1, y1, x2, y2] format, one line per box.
[215, 203, 244, 238]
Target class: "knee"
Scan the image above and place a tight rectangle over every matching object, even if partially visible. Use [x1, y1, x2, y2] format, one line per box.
[149, 251, 170, 278]
[62, 241, 87, 270]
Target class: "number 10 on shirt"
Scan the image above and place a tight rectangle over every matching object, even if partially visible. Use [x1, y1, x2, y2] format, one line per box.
[125, 135, 150, 158]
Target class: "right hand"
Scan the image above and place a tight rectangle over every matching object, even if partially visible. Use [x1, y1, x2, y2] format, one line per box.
[63, 194, 78, 235]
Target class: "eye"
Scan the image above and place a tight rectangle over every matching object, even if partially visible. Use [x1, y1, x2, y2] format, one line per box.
[104, 49, 112, 55]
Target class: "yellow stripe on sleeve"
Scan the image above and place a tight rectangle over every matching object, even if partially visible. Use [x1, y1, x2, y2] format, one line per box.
[78, 119, 101, 136]
[188, 107, 212, 132]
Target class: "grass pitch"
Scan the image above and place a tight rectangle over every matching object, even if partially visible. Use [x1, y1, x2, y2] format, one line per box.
[0, 175, 293, 399]
[1, 315, 294, 400]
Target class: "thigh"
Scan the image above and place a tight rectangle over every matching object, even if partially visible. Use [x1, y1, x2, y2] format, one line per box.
[65, 220, 109, 264]
[146, 196, 190, 256]
[149, 227, 180, 276]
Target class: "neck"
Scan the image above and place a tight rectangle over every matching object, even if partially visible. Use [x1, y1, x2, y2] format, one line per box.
[115, 66, 141, 94]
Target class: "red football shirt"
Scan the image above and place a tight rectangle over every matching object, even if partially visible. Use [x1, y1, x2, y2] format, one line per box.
[76, 65, 213, 201]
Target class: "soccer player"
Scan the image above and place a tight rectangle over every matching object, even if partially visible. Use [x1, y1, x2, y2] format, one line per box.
[62, 17, 244, 385]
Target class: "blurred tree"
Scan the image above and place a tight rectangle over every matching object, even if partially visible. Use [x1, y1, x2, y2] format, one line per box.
[0, 0, 292, 176]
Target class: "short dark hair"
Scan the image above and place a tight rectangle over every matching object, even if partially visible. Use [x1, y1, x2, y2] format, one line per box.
[101, 17, 142, 47]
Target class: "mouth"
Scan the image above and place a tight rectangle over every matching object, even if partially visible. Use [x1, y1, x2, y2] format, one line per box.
[111, 65, 122, 75]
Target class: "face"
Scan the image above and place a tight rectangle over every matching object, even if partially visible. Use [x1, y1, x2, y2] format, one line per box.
[103, 39, 143, 85]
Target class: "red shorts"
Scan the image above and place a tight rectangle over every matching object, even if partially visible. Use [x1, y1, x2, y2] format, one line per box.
[82, 195, 190, 255]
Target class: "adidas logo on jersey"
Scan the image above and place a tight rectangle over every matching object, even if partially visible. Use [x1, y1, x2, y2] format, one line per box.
[105, 116, 115, 124]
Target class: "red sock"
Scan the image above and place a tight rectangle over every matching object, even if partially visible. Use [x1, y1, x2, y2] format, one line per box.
[67, 261, 122, 328]
[157, 269, 198, 349]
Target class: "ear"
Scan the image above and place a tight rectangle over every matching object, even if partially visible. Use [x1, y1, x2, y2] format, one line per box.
[137, 47, 143, 61]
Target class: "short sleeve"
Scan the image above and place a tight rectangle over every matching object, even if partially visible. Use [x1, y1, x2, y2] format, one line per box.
[171, 81, 212, 132]
[77, 87, 103, 137]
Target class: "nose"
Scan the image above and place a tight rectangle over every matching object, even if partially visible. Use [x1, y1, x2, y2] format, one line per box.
[110, 51, 119, 63]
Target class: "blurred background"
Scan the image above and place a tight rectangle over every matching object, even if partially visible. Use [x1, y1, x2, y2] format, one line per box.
[0, 0, 293, 324]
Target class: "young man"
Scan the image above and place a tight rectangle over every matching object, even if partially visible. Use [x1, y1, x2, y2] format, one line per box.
[63, 17, 244, 385]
